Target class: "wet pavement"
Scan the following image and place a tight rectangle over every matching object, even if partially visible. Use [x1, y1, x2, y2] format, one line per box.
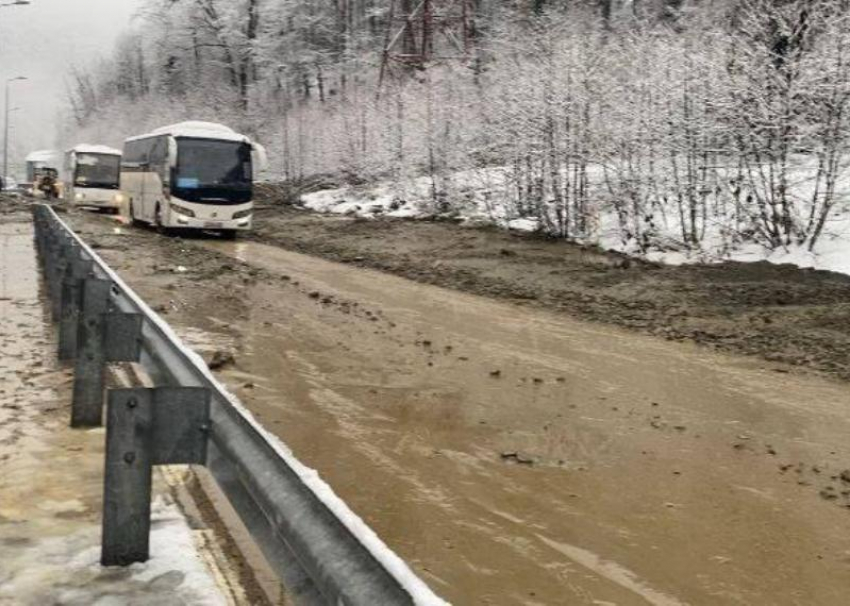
[61, 209, 850, 605]
[0, 213, 227, 606]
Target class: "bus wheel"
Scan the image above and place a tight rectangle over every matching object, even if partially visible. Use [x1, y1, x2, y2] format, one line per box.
[154, 205, 170, 236]
[220, 230, 237, 241]
[129, 203, 143, 227]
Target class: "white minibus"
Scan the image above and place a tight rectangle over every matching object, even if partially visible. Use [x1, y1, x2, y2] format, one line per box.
[121, 121, 265, 238]
[63, 145, 123, 210]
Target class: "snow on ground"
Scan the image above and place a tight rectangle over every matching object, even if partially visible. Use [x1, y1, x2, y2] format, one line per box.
[2, 498, 227, 606]
[300, 168, 850, 278]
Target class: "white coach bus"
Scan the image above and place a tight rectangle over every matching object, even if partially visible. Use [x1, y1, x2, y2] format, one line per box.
[63, 145, 123, 210]
[121, 121, 265, 238]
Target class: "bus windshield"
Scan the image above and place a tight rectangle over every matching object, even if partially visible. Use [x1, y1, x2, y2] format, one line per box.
[75, 153, 120, 189]
[173, 138, 252, 204]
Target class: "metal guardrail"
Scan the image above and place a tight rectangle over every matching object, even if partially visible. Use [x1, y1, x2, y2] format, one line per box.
[31, 204, 446, 606]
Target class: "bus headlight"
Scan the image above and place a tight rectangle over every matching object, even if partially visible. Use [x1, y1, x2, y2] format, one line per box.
[232, 209, 252, 220]
[75, 192, 84, 201]
[170, 203, 195, 218]
[114, 193, 125, 204]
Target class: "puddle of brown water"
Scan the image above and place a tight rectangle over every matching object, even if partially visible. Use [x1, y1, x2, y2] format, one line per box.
[169, 239, 850, 604]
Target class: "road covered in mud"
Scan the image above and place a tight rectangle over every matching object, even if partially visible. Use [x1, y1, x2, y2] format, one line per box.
[59, 204, 850, 605]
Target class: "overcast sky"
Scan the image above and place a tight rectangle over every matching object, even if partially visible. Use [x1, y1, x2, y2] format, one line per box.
[1, 0, 141, 176]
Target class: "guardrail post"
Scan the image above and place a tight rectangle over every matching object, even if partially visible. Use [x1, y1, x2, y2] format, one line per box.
[102, 389, 153, 566]
[58, 256, 94, 361]
[51, 236, 74, 321]
[102, 387, 210, 566]
[42, 230, 60, 303]
[71, 278, 112, 427]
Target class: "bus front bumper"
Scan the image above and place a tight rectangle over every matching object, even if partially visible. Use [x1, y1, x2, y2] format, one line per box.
[73, 190, 124, 209]
[171, 214, 252, 230]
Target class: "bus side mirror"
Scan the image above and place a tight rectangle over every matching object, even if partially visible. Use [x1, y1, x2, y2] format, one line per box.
[252, 143, 268, 173]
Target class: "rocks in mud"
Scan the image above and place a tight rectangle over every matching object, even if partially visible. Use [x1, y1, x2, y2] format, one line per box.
[819, 487, 838, 501]
[840, 470, 850, 484]
[500, 451, 535, 466]
[489, 369, 502, 378]
[207, 350, 235, 370]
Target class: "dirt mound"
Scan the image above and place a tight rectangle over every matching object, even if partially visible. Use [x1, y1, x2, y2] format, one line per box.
[248, 206, 850, 381]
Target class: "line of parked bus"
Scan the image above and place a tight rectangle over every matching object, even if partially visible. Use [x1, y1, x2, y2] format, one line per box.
[23, 121, 266, 238]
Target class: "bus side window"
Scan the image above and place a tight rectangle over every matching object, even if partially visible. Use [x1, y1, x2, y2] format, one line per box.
[149, 137, 169, 183]
[123, 141, 141, 166]
[124, 138, 156, 169]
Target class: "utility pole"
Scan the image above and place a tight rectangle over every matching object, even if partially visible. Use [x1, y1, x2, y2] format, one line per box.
[3, 76, 27, 182]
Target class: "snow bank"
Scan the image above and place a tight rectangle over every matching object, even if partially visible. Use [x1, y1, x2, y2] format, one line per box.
[0, 498, 226, 605]
[300, 170, 850, 279]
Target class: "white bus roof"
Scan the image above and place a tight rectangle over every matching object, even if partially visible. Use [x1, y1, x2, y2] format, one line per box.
[68, 144, 121, 156]
[125, 121, 251, 144]
[25, 150, 61, 163]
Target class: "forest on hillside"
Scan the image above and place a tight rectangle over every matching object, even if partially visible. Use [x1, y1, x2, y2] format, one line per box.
[64, 0, 850, 255]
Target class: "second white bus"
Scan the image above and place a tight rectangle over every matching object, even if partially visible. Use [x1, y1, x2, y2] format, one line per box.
[121, 121, 265, 238]
[63, 145, 123, 210]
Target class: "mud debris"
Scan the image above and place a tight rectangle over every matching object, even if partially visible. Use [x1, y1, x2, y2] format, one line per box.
[500, 451, 535, 466]
[207, 350, 236, 370]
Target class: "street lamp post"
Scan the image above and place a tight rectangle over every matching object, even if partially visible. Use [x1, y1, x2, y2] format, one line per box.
[3, 76, 26, 184]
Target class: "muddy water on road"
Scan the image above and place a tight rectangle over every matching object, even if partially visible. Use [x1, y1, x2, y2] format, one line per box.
[186, 239, 850, 605]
